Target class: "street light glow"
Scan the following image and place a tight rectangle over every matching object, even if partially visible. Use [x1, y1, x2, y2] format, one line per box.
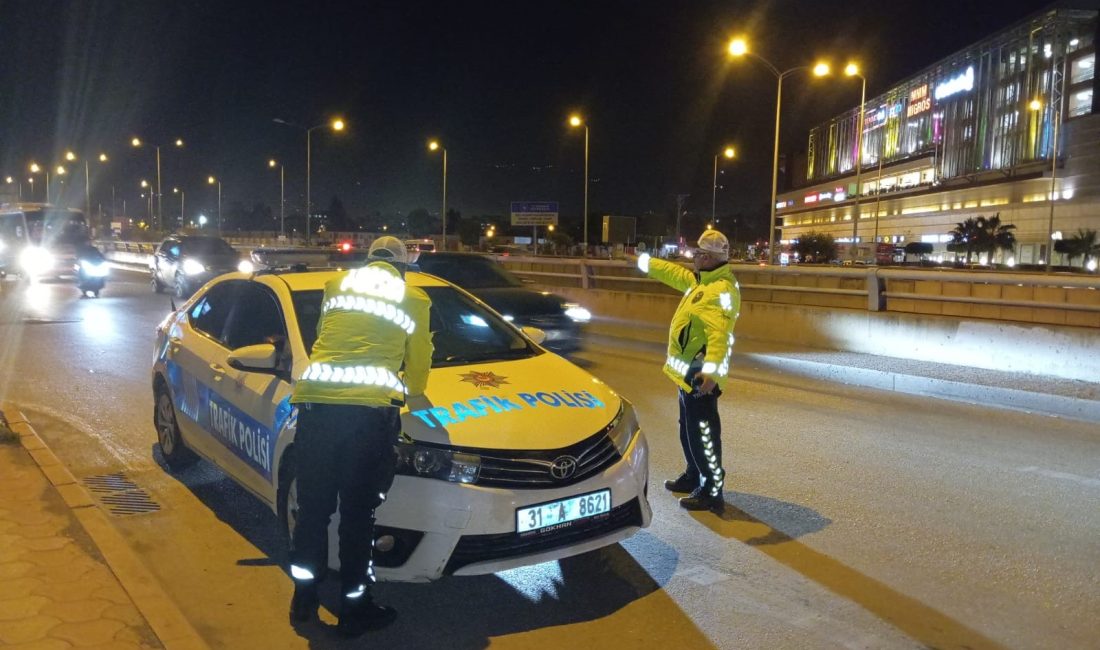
[332, 119, 345, 131]
[4, 177, 11, 183]
[845, 62, 860, 77]
[723, 146, 736, 159]
[55, 166, 66, 175]
[728, 38, 747, 57]
[1029, 99, 1043, 111]
[131, 137, 141, 147]
[175, 138, 184, 147]
[569, 115, 583, 127]
[208, 176, 216, 184]
[141, 179, 149, 188]
[428, 140, 440, 151]
[99, 153, 108, 162]
[813, 62, 831, 77]
[269, 159, 277, 168]
[65, 151, 76, 161]
[29, 163, 41, 173]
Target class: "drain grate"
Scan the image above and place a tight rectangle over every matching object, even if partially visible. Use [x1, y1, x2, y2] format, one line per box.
[82, 472, 161, 516]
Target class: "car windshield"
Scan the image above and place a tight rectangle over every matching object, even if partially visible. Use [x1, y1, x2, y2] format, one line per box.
[291, 284, 538, 367]
[415, 255, 523, 289]
[182, 237, 236, 256]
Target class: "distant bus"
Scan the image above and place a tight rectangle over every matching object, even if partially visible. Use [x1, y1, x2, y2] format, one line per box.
[0, 205, 89, 277]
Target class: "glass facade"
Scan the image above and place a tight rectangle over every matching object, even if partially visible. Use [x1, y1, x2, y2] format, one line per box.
[806, 8, 1097, 187]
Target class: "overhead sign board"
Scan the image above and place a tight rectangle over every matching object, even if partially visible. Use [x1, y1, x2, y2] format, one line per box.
[510, 201, 559, 226]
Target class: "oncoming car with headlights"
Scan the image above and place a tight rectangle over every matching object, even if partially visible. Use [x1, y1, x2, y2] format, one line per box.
[151, 235, 253, 298]
[0, 205, 89, 279]
[150, 262, 650, 581]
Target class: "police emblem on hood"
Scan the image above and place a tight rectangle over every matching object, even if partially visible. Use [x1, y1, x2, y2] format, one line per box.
[459, 371, 509, 390]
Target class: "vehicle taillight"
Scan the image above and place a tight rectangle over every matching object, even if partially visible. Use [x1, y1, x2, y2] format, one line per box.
[340, 241, 352, 253]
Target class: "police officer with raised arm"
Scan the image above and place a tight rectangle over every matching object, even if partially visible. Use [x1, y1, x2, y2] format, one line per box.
[632, 230, 740, 512]
[288, 236, 433, 636]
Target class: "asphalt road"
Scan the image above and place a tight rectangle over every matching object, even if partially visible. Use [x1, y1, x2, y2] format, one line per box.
[1, 269, 1097, 649]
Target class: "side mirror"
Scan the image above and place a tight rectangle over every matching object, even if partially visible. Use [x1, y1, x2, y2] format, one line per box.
[520, 326, 546, 345]
[228, 343, 279, 373]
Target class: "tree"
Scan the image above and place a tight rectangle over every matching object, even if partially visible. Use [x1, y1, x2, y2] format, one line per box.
[406, 208, 436, 237]
[1055, 228, 1099, 267]
[793, 231, 837, 263]
[947, 217, 983, 263]
[979, 213, 1017, 263]
[326, 196, 349, 231]
[456, 215, 483, 247]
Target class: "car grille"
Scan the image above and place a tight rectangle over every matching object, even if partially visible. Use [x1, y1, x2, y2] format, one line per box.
[475, 421, 621, 489]
[444, 498, 643, 574]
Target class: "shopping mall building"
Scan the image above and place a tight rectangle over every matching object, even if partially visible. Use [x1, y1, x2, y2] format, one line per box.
[775, 4, 1099, 266]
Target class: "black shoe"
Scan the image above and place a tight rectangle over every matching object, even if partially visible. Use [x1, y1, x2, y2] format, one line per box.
[679, 488, 725, 512]
[663, 473, 699, 493]
[337, 599, 398, 637]
[289, 583, 319, 624]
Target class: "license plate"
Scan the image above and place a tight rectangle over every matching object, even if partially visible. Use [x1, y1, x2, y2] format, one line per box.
[516, 489, 611, 534]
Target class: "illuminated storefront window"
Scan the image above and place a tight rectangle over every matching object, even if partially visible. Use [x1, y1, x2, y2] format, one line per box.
[1069, 88, 1094, 117]
[1071, 52, 1094, 84]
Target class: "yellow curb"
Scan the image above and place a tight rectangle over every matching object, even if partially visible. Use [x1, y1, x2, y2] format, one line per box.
[2, 405, 209, 650]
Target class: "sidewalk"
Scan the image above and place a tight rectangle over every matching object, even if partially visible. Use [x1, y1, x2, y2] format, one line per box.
[587, 334, 1100, 424]
[0, 408, 206, 650]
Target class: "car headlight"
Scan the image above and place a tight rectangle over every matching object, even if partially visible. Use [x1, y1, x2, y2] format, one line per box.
[20, 247, 54, 276]
[80, 260, 110, 277]
[607, 402, 639, 456]
[182, 258, 206, 275]
[563, 303, 592, 323]
[237, 260, 255, 274]
[395, 442, 481, 484]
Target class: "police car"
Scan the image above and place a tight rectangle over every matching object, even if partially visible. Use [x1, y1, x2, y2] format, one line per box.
[151, 259, 651, 581]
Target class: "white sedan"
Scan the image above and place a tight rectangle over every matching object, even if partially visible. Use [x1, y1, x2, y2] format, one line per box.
[151, 263, 651, 581]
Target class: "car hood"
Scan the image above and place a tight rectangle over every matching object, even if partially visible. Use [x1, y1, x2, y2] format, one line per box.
[192, 253, 240, 272]
[401, 355, 621, 450]
[467, 287, 563, 317]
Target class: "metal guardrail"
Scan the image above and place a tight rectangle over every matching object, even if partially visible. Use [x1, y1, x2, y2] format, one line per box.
[493, 255, 1100, 324]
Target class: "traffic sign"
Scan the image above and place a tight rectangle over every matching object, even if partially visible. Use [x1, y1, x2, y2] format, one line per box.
[510, 201, 559, 226]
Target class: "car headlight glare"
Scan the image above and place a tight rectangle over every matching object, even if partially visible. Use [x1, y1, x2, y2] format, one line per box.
[20, 247, 54, 276]
[182, 258, 206, 275]
[237, 260, 255, 274]
[563, 303, 592, 322]
[397, 443, 481, 484]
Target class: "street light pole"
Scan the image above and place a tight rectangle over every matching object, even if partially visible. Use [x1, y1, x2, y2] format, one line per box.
[712, 146, 735, 223]
[568, 115, 590, 257]
[275, 117, 345, 246]
[846, 65, 868, 255]
[268, 160, 286, 239]
[728, 38, 829, 263]
[428, 140, 448, 250]
[208, 176, 222, 235]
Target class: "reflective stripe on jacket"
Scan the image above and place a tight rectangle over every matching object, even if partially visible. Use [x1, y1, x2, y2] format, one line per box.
[291, 261, 433, 406]
[637, 254, 740, 391]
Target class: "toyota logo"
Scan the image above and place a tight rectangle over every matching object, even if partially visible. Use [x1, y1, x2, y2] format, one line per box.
[550, 456, 578, 480]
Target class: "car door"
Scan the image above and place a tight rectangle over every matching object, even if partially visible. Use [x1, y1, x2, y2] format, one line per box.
[164, 281, 242, 464]
[155, 239, 181, 286]
[213, 282, 294, 501]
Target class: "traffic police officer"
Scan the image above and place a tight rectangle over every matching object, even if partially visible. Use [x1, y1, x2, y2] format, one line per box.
[634, 230, 740, 512]
[288, 236, 433, 636]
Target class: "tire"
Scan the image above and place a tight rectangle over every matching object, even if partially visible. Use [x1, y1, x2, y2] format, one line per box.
[277, 449, 299, 542]
[151, 273, 165, 293]
[154, 386, 198, 470]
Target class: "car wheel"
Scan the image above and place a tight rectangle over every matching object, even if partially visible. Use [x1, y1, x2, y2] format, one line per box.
[277, 450, 299, 541]
[154, 386, 198, 470]
[151, 273, 165, 293]
[174, 272, 188, 299]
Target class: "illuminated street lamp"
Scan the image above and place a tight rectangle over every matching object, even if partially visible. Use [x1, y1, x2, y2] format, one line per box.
[712, 146, 736, 223]
[131, 136, 184, 229]
[6, 176, 21, 199]
[728, 37, 830, 262]
[208, 176, 222, 235]
[568, 114, 590, 257]
[428, 140, 448, 250]
[63, 151, 109, 226]
[268, 159, 285, 238]
[29, 163, 50, 203]
[173, 187, 185, 227]
[273, 116, 346, 245]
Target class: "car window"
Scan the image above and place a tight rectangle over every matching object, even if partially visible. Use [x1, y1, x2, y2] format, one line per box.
[290, 284, 537, 365]
[188, 281, 239, 344]
[223, 284, 288, 350]
[417, 256, 522, 289]
[183, 237, 235, 256]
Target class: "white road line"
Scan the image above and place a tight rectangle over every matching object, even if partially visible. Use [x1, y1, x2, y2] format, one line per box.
[1017, 465, 1100, 488]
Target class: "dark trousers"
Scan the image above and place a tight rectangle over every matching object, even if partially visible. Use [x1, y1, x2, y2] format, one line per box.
[290, 402, 400, 596]
[677, 388, 725, 496]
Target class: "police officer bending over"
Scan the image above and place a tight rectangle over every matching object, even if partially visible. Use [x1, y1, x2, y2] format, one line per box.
[632, 230, 740, 512]
[288, 236, 433, 636]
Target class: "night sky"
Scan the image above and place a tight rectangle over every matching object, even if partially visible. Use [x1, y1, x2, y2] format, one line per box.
[1, 0, 1057, 239]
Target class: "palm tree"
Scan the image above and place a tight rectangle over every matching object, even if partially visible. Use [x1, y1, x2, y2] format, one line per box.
[979, 213, 1017, 264]
[1055, 228, 1099, 268]
[947, 217, 983, 263]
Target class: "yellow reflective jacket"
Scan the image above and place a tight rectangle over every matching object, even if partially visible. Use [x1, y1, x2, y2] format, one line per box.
[291, 261, 434, 407]
[638, 254, 740, 391]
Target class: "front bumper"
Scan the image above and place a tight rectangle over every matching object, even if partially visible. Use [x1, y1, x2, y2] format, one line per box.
[367, 431, 651, 582]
